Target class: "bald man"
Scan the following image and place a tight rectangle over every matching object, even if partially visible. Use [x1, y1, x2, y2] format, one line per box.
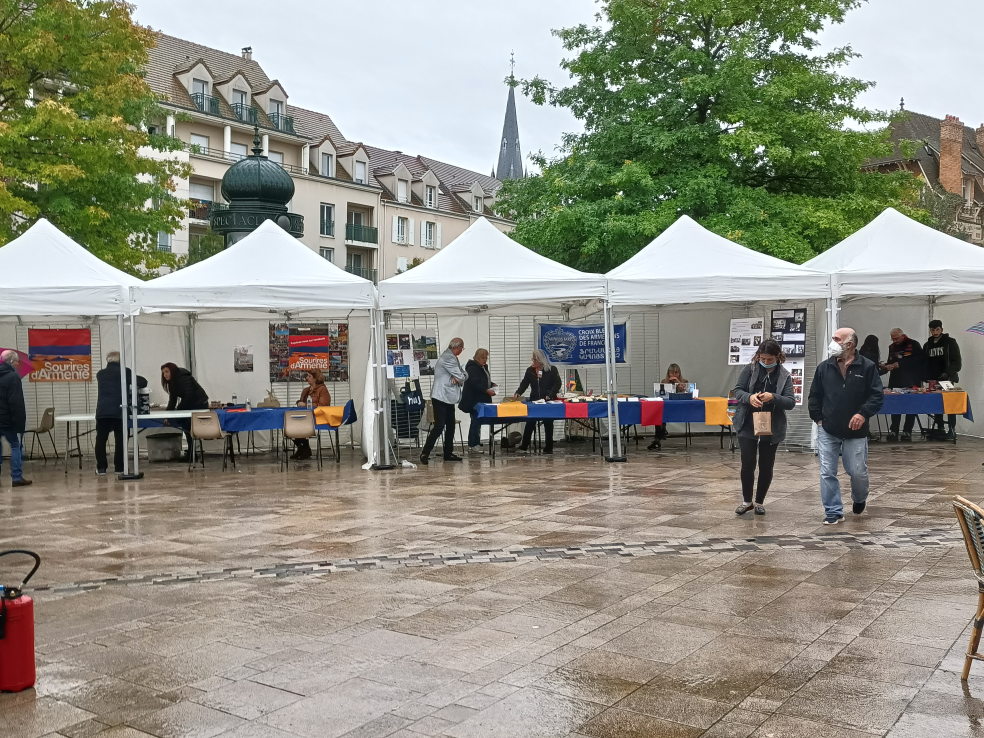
[808, 328, 883, 525]
[0, 350, 32, 487]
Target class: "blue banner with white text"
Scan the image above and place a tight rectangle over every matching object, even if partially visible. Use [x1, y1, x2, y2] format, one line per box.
[537, 322, 627, 366]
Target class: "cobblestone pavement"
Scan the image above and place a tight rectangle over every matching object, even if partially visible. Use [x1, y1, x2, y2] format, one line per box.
[2, 437, 984, 737]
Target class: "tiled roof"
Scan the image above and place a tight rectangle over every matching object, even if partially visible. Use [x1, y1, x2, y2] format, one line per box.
[868, 111, 984, 178]
[147, 33, 273, 99]
[289, 105, 346, 149]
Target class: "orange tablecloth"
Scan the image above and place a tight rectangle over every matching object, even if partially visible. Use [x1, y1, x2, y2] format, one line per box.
[702, 396, 732, 426]
[314, 405, 346, 427]
[943, 391, 969, 415]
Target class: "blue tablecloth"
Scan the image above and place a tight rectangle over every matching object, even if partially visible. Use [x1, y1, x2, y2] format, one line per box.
[473, 399, 709, 426]
[879, 393, 973, 421]
[214, 400, 357, 432]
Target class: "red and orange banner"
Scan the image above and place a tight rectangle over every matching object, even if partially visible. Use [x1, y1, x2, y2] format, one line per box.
[27, 329, 92, 382]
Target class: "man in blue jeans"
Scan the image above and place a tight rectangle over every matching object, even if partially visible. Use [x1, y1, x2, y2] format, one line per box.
[808, 328, 883, 525]
[0, 349, 32, 488]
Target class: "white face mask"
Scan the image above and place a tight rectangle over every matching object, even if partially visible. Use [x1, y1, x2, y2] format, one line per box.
[828, 340, 844, 357]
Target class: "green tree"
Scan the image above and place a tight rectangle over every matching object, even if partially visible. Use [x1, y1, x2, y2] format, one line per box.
[0, 0, 190, 274]
[497, 0, 924, 270]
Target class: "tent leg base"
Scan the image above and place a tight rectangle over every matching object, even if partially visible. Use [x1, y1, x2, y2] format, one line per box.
[117, 472, 144, 480]
[605, 456, 628, 463]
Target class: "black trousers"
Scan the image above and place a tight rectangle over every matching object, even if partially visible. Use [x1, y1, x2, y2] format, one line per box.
[423, 399, 457, 458]
[95, 417, 124, 473]
[933, 414, 958, 432]
[521, 420, 554, 451]
[738, 436, 778, 504]
[889, 415, 916, 435]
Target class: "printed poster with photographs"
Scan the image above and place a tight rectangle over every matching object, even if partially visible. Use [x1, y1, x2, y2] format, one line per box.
[727, 318, 764, 366]
[269, 323, 349, 383]
[233, 345, 253, 373]
[412, 329, 439, 376]
[386, 332, 418, 379]
[771, 308, 808, 406]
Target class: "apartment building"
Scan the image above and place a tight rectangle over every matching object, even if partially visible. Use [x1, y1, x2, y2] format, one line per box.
[146, 34, 513, 280]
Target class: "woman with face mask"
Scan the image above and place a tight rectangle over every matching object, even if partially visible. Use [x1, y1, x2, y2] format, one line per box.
[731, 340, 796, 515]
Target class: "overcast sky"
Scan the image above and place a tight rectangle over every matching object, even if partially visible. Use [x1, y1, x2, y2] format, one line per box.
[132, 0, 984, 176]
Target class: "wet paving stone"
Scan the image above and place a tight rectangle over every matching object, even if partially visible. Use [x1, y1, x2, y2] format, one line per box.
[2, 438, 984, 736]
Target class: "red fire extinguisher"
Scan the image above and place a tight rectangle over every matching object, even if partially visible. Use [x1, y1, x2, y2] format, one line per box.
[0, 550, 41, 693]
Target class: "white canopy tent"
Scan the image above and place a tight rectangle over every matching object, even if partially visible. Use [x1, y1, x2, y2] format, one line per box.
[376, 217, 622, 458]
[0, 219, 141, 473]
[807, 207, 984, 438]
[130, 220, 380, 471]
[605, 216, 831, 450]
[607, 215, 830, 306]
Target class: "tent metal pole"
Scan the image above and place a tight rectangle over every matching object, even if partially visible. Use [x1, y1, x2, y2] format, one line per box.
[928, 295, 937, 322]
[605, 303, 626, 462]
[120, 313, 143, 480]
[117, 315, 129, 476]
[602, 303, 615, 459]
[379, 312, 393, 468]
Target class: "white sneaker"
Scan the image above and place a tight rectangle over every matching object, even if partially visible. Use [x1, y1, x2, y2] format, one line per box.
[467, 446, 485, 455]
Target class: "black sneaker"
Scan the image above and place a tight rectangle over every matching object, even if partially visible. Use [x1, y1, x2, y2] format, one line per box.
[886, 433, 898, 442]
[543, 448, 554, 455]
[735, 502, 754, 516]
[823, 514, 844, 525]
[853, 501, 866, 515]
[444, 455, 463, 462]
[96, 469, 107, 477]
[419, 453, 429, 465]
[754, 505, 766, 516]
[900, 432, 912, 442]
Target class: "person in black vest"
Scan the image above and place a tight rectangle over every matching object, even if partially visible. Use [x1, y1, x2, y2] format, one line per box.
[511, 349, 562, 454]
[161, 362, 209, 460]
[924, 319, 963, 440]
[882, 328, 924, 442]
[459, 348, 496, 454]
[95, 352, 147, 475]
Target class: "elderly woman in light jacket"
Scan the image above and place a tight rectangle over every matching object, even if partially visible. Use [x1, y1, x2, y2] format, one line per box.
[420, 338, 467, 465]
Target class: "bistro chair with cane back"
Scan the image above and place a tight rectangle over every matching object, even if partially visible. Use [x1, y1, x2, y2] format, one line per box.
[282, 410, 321, 471]
[952, 496, 984, 680]
[23, 407, 59, 461]
[189, 411, 235, 471]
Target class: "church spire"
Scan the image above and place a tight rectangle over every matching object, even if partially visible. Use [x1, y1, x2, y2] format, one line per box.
[496, 51, 524, 181]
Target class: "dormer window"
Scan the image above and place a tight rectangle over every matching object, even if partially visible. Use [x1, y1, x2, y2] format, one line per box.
[193, 78, 208, 97]
[232, 89, 247, 107]
[426, 186, 436, 208]
[397, 179, 409, 203]
[473, 196, 483, 212]
[270, 99, 283, 116]
[355, 161, 367, 184]
[321, 153, 333, 177]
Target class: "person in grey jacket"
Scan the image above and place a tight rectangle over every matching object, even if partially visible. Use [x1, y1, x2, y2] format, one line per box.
[732, 340, 795, 516]
[420, 338, 467, 464]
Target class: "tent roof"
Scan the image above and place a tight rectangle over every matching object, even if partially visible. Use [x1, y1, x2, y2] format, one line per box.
[606, 215, 830, 305]
[378, 217, 606, 313]
[131, 220, 376, 313]
[805, 208, 984, 297]
[0, 219, 140, 316]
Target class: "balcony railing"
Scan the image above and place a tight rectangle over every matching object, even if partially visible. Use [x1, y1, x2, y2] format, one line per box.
[186, 143, 248, 162]
[345, 266, 377, 284]
[345, 223, 378, 244]
[269, 112, 296, 135]
[231, 102, 258, 125]
[191, 92, 221, 116]
[189, 199, 212, 221]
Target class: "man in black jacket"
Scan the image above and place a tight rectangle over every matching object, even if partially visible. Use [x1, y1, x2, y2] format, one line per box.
[884, 328, 924, 441]
[458, 349, 496, 454]
[95, 352, 147, 475]
[0, 350, 31, 487]
[808, 328, 883, 525]
[924, 319, 962, 440]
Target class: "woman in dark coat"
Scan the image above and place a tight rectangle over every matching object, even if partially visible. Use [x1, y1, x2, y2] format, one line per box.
[732, 340, 796, 516]
[858, 335, 880, 367]
[511, 349, 562, 454]
[161, 363, 209, 458]
[459, 349, 496, 453]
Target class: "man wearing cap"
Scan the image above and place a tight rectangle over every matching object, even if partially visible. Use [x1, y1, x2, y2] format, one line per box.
[0, 349, 32, 487]
[924, 319, 962, 441]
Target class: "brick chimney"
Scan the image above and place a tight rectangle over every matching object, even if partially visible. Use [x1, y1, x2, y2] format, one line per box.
[939, 115, 964, 195]
[977, 124, 984, 155]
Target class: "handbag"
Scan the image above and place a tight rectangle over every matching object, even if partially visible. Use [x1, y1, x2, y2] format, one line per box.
[753, 411, 772, 436]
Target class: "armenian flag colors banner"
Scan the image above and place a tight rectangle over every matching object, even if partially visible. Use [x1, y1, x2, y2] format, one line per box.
[27, 329, 92, 382]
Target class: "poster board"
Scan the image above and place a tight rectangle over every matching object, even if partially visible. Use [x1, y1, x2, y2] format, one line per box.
[27, 328, 92, 382]
[269, 323, 348, 383]
[385, 332, 418, 379]
[233, 345, 253, 373]
[412, 329, 438, 377]
[537, 322, 628, 366]
[727, 318, 764, 366]
[771, 308, 807, 406]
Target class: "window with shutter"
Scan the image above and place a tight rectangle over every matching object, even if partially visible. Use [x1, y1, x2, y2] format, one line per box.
[425, 186, 436, 208]
[320, 203, 334, 237]
[321, 153, 333, 177]
[408, 218, 415, 245]
[398, 179, 408, 203]
[355, 161, 367, 184]
[392, 215, 400, 243]
[436, 223, 442, 249]
[397, 256, 408, 273]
